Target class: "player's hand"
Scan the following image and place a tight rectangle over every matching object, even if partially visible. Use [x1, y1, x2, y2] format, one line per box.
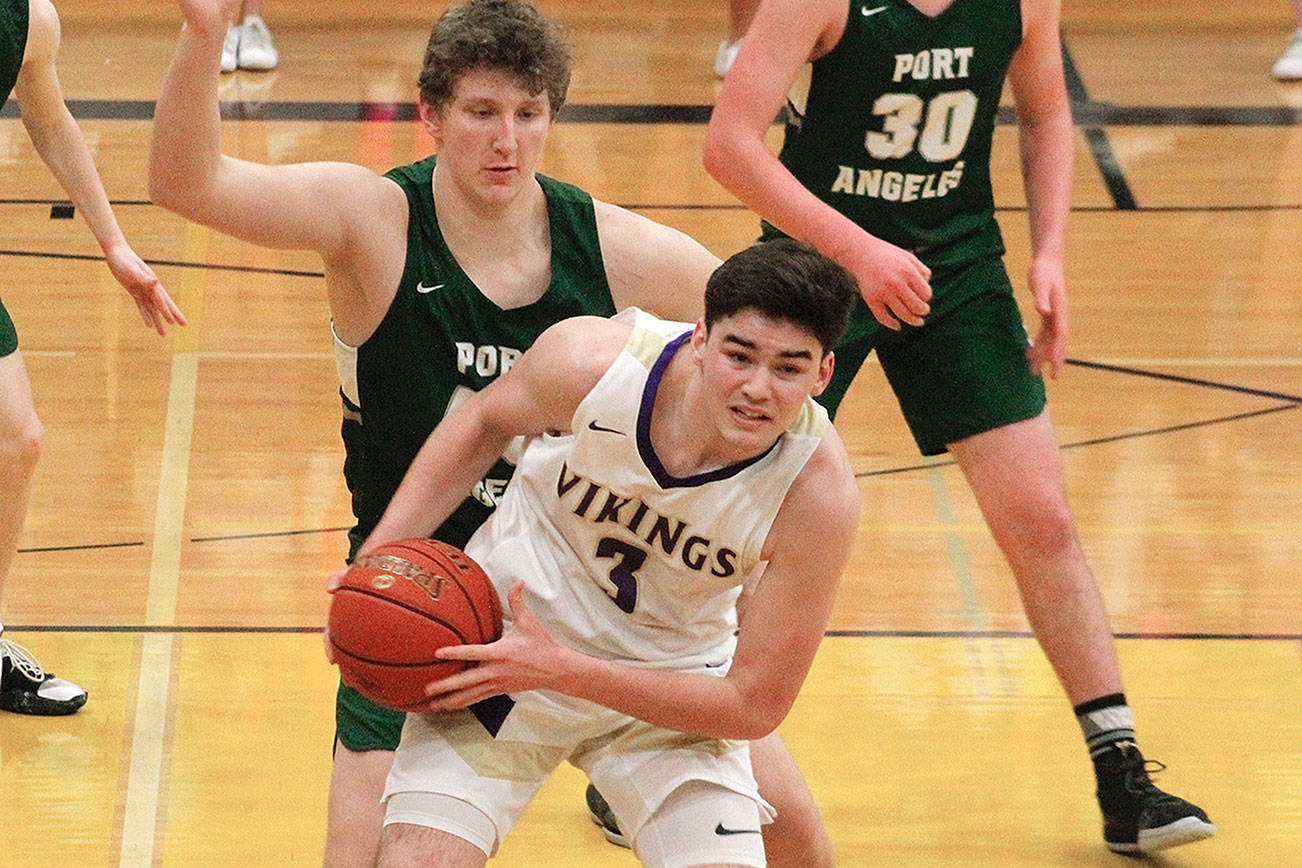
[422, 582, 570, 710]
[177, 0, 242, 36]
[325, 567, 349, 593]
[842, 236, 932, 330]
[321, 568, 351, 663]
[104, 243, 187, 336]
[1025, 257, 1069, 379]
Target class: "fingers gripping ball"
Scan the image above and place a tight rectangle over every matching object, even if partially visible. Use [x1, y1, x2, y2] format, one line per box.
[328, 539, 503, 712]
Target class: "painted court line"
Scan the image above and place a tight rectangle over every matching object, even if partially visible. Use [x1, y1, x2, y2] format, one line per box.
[118, 222, 206, 868]
[119, 350, 196, 867]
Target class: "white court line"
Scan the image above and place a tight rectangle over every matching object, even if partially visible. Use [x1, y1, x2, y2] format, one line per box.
[118, 352, 197, 868]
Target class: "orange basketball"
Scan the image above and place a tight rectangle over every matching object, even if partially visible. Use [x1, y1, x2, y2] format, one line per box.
[327, 538, 503, 712]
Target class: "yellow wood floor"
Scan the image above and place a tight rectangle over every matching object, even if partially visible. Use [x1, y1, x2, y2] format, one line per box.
[2, 1, 1300, 865]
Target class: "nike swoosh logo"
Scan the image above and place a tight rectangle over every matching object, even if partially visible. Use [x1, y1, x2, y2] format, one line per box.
[415, 281, 445, 294]
[587, 420, 625, 436]
[715, 823, 761, 836]
[862, 4, 888, 15]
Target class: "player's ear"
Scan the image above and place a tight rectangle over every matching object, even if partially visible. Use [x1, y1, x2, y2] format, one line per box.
[417, 99, 443, 146]
[690, 319, 708, 366]
[810, 350, 835, 397]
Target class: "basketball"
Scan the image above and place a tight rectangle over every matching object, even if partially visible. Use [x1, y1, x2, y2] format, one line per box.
[327, 538, 503, 712]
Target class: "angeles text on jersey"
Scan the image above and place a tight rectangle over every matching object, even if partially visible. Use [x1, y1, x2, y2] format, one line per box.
[556, 462, 739, 581]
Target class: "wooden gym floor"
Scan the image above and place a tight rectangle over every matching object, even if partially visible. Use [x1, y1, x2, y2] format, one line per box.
[1, 1, 1299, 865]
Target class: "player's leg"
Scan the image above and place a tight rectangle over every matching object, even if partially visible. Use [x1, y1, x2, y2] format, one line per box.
[879, 262, 1213, 853]
[0, 342, 87, 715]
[750, 731, 833, 867]
[949, 414, 1214, 853]
[632, 780, 765, 868]
[0, 349, 42, 601]
[1272, 0, 1302, 79]
[235, 0, 278, 72]
[324, 743, 393, 867]
[376, 818, 486, 868]
[324, 684, 406, 867]
[948, 412, 1120, 702]
[585, 706, 834, 863]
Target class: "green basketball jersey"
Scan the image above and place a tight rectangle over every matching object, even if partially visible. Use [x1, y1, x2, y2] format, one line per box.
[774, 0, 1021, 266]
[1, 0, 28, 112]
[340, 156, 616, 557]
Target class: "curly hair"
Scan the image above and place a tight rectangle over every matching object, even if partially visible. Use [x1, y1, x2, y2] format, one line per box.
[418, 0, 572, 115]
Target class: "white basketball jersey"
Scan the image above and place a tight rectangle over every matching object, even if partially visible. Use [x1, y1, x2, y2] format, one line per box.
[464, 310, 831, 672]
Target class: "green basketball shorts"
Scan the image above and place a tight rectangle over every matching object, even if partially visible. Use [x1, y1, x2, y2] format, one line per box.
[336, 682, 406, 752]
[819, 255, 1046, 456]
[0, 297, 17, 358]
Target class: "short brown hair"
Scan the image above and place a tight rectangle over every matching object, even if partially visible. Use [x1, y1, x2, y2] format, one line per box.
[418, 0, 572, 115]
[705, 239, 858, 353]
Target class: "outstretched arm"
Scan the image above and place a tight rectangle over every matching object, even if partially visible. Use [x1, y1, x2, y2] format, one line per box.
[704, 0, 932, 330]
[148, 0, 406, 339]
[15, 0, 185, 334]
[1010, 0, 1074, 378]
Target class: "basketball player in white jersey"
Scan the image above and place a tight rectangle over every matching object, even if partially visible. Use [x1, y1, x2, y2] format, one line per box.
[348, 238, 861, 867]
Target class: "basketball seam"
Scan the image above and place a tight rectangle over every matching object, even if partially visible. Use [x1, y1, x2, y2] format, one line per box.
[331, 585, 472, 644]
[400, 540, 501, 642]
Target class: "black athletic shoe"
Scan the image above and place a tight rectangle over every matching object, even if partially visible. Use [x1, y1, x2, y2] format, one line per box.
[0, 638, 88, 716]
[585, 783, 630, 849]
[1095, 741, 1216, 853]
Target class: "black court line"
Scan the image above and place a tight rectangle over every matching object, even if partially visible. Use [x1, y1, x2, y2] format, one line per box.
[0, 248, 324, 279]
[16, 540, 145, 554]
[7, 200, 1301, 213]
[1060, 39, 1137, 211]
[5, 624, 1298, 641]
[190, 526, 351, 543]
[858, 403, 1298, 479]
[1067, 359, 1302, 404]
[3, 99, 1301, 126]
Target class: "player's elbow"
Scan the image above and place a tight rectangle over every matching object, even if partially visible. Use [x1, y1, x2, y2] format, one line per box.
[701, 122, 742, 188]
[733, 705, 787, 741]
[723, 690, 792, 741]
[147, 156, 188, 214]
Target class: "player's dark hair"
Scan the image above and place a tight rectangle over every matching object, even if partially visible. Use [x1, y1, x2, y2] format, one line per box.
[704, 239, 858, 353]
[419, 0, 572, 115]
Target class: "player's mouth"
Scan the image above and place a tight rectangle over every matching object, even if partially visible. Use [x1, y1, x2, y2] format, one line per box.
[730, 405, 770, 428]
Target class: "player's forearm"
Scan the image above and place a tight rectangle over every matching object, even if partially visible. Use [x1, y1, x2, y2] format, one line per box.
[23, 109, 126, 254]
[704, 132, 877, 265]
[362, 409, 514, 556]
[555, 652, 783, 741]
[1017, 96, 1074, 266]
[148, 24, 229, 216]
[1020, 130, 1072, 265]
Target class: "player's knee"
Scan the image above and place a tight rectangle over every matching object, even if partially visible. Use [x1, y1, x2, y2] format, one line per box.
[0, 417, 43, 481]
[763, 810, 834, 868]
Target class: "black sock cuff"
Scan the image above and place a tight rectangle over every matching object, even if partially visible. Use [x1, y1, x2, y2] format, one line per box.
[1074, 692, 1127, 716]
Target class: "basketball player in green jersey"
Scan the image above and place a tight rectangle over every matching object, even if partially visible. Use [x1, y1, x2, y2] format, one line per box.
[0, 0, 185, 716]
[150, 1, 833, 865]
[703, 0, 1215, 855]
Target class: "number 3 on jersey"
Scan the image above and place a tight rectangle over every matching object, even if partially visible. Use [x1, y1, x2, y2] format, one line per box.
[595, 536, 645, 613]
[866, 89, 977, 162]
